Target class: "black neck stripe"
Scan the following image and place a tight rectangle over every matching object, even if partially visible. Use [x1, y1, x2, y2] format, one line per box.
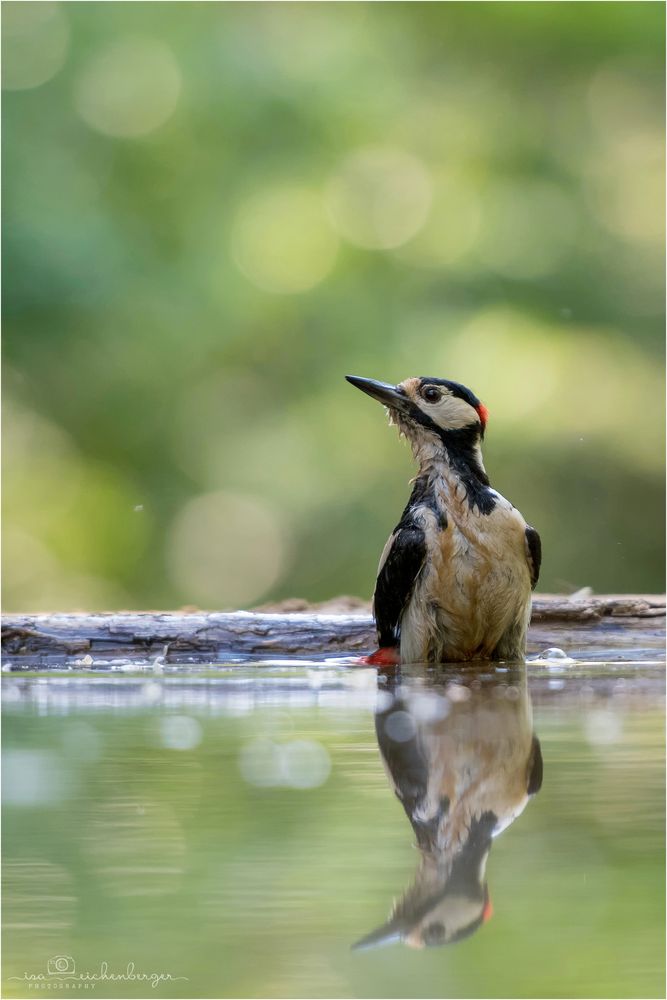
[403, 403, 495, 514]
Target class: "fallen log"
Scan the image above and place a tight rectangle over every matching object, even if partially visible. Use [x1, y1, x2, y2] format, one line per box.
[2, 595, 664, 667]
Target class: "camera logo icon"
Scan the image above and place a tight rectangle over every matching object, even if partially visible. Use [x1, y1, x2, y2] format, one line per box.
[47, 956, 76, 976]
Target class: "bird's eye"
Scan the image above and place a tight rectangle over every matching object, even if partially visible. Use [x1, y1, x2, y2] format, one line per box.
[423, 922, 447, 946]
[421, 386, 441, 404]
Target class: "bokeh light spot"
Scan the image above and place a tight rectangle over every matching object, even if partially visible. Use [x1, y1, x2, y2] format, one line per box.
[2, 751, 71, 807]
[409, 691, 451, 722]
[326, 147, 433, 249]
[166, 490, 288, 607]
[239, 738, 331, 789]
[397, 173, 481, 268]
[158, 715, 203, 751]
[585, 709, 623, 747]
[444, 309, 563, 421]
[444, 305, 664, 471]
[384, 710, 417, 743]
[281, 739, 331, 789]
[74, 37, 181, 138]
[231, 186, 338, 293]
[239, 738, 284, 787]
[1, 1, 69, 91]
[584, 134, 664, 248]
[587, 65, 662, 146]
[3, 398, 147, 611]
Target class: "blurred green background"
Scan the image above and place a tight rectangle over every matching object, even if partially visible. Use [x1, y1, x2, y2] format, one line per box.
[3, 1, 665, 612]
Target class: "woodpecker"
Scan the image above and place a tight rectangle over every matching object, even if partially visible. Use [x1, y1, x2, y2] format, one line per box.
[353, 666, 543, 950]
[346, 375, 541, 664]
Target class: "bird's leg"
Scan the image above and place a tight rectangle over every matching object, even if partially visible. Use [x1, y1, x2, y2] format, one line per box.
[356, 646, 401, 667]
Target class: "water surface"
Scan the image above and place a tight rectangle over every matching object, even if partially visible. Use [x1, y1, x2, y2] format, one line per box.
[3, 659, 664, 999]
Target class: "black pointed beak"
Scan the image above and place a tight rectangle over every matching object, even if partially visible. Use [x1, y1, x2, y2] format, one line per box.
[345, 376, 409, 412]
[351, 918, 405, 952]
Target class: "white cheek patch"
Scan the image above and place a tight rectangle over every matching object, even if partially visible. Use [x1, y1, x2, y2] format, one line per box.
[430, 394, 478, 430]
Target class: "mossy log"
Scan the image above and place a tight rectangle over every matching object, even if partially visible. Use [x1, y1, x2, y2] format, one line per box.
[2, 595, 664, 667]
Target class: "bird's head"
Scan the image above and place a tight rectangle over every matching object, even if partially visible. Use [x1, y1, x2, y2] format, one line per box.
[345, 376, 488, 454]
[353, 806, 497, 952]
[352, 881, 494, 952]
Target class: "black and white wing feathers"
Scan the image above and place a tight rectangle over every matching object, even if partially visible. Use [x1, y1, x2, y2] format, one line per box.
[373, 525, 426, 647]
[524, 525, 542, 590]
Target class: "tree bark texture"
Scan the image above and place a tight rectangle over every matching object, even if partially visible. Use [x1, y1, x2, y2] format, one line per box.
[2, 595, 664, 667]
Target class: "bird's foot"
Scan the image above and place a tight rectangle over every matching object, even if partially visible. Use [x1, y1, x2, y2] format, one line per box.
[356, 647, 400, 667]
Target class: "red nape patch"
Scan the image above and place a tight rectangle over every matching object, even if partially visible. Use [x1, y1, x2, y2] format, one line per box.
[482, 897, 494, 923]
[357, 647, 400, 667]
[476, 403, 489, 428]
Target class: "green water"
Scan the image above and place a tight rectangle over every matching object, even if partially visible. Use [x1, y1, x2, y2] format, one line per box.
[2, 663, 664, 999]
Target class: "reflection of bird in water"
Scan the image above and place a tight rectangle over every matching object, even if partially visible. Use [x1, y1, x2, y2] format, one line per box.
[346, 375, 541, 665]
[354, 666, 543, 950]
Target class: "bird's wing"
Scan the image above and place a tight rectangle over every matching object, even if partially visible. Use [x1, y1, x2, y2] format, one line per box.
[526, 734, 543, 795]
[374, 697, 430, 827]
[373, 525, 427, 647]
[524, 525, 542, 590]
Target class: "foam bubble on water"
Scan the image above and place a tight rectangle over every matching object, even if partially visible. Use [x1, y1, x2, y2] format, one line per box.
[543, 647, 571, 660]
[533, 647, 575, 666]
[569, 586, 593, 601]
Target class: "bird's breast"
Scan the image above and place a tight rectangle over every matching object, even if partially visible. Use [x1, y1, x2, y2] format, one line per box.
[406, 492, 531, 660]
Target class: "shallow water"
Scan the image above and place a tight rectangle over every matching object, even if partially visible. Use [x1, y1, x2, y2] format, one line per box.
[2, 659, 665, 999]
